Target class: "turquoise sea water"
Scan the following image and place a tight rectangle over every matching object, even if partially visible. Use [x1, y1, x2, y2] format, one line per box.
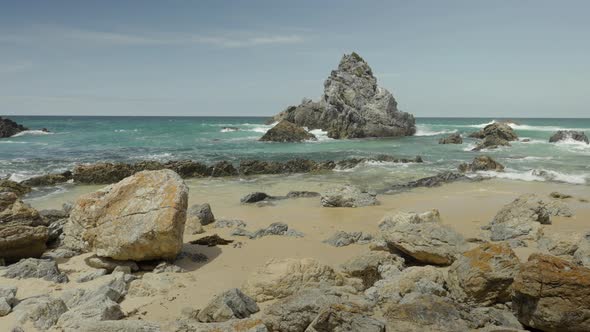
[1, 116, 589, 195]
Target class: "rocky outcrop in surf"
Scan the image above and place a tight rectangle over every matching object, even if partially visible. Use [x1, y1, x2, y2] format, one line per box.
[469, 122, 518, 151]
[269, 52, 416, 139]
[549, 130, 589, 144]
[0, 117, 28, 138]
[259, 120, 317, 142]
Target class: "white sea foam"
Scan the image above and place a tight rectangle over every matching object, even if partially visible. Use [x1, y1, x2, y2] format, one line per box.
[308, 129, 333, 142]
[458, 120, 588, 132]
[474, 169, 587, 185]
[220, 127, 239, 133]
[11, 130, 53, 137]
[114, 129, 139, 133]
[415, 125, 458, 136]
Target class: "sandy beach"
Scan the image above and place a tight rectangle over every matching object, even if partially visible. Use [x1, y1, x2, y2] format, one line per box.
[2, 176, 588, 330]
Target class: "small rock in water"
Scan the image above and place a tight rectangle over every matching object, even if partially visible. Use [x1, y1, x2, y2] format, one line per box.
[259, 120, 317, 142]
[323, 231, 373, 247]
[549, 130, 589, 144]
[190, 234, 234, 246]
[240, 192, 272, 204]
[458, 155, 504, 173]
[438, 133, 463, 144]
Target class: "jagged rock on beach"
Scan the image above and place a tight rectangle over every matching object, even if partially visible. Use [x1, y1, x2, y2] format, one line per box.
[63, 170, 188, 261]
[323, 231, 373, 247]
[270, 52, 416, 139]
[12, 295, 68, 330]
[0, 225, 48, 262]
[306, 302, 386, 332]
[286, 190, 320, 198]
[259, 120, 317, 142]
[197, 288, 259, 323]
[549, 130, 589, 144]
[185, 203, 215, 234]
[213, 218, 247, 229]
[321, 185, 378, 208]
[438, 133, 463, 144]
[458, 155, 505, 173]
[2, 258, 68, 283]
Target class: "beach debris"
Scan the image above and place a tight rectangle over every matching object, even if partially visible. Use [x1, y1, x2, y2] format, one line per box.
[458, 155, 505, 173]
[549, 130, 589, 144]
[259, 119, 317, 142]
[267, 52, 415, 139]
[190, 234, 234, 246]
[197, 288, 259, 322]
[512, 253, 590, 331]
[438, 133, 463, 144]
[320, 185, 378, 208]
[323, 231, 373, 247]
[64, 170, 188, 261]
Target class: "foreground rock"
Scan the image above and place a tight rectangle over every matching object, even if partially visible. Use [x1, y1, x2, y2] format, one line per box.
[0, 117, 28, 138]
[458, 155, 505, 173]
[549, 130, 589, 144]
[447, 242, 520, 305]
[2, 258, 68, 283]
[259, 120, 317, 142]
[242, 258, 343, 302]
[379, 211, 466, 265]
[64, 170, 188, 261]
[0, 225, 48, 262]
[270, 52, 415, 139]
[307, 302, 385, 332]
[485, 193, 571, 241]
[340, 251, 404, 289]
[512, 253, 590, 331]
[438, 133, 462, 144]
[321, 185, 378, 207]
[197, 288, 259, 322]
[0, 179, 31, 197]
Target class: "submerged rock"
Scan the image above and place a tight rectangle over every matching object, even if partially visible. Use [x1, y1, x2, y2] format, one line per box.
[270, 52, 415, 139]
[240, 192, 272, 204]
[438, 133, 462, 144]
[0, 117, 28, 138]
[64, 170, 188, 261]
[458, 155, 505, 173]
[259, 120, 317, 142]
[512, 253, 590, 331]
[549, 130, 589, 144]
[321, 185, 378, 208]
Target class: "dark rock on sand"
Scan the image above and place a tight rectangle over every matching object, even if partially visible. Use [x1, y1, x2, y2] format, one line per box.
[260, 120, 317, 142]
[458, 155, 505, 173]
[438, 133, 463, 144]
[270, 52, 416, 139]
[549, 130, 589, 144]
[72, 163, 135, 184]
[0, 117, 28, 138]
[21, 171, 73, 187]
[286, 191, 321, 198]
[190, 234, 234, 247]
[389, 171, 472, 191]
[231, 222, 304, 239]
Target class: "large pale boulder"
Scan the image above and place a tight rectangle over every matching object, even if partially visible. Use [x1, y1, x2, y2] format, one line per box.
[447, 242, 520, 305]
[63, 170, 188, 261]
[321, 185, 378, 208]
[512, 253, 590, 331]
[487, 194, 552, 241]
[242, 258, 343, 302]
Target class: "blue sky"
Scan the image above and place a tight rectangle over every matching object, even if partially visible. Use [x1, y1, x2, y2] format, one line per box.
[1, 0, 589, 117]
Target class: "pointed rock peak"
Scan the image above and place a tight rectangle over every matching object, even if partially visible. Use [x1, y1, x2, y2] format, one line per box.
[337, 52, 374, 78]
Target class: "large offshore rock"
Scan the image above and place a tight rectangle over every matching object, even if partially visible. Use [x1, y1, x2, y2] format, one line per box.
[63, 170, 188, 261]
[0, 117, 28, 138]
[270, 52, 415, 139]
[0, 225, 48, 261]
[512, 253, 590, 331]
[447, 242, 520, 305]
[470, 122, 518, 151]
[242, 258, 343, 302]
[549, 130, 589, 144]
[259, 120, 317, 142]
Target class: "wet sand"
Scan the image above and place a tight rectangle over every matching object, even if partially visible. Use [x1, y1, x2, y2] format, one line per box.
[2, 177, 589, 329]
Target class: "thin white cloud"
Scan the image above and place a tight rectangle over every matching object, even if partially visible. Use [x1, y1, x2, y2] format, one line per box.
[0, 25, 306, 48]
[0, 61, 33, 73]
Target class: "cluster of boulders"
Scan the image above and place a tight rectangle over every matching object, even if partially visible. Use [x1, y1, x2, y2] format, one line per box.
[468, 122, 519, 151]
[269, 52, 416, 139]
[20, 154, 423, 186]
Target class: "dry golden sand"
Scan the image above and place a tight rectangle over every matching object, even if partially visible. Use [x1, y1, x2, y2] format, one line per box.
[1, 177, 589, 330]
